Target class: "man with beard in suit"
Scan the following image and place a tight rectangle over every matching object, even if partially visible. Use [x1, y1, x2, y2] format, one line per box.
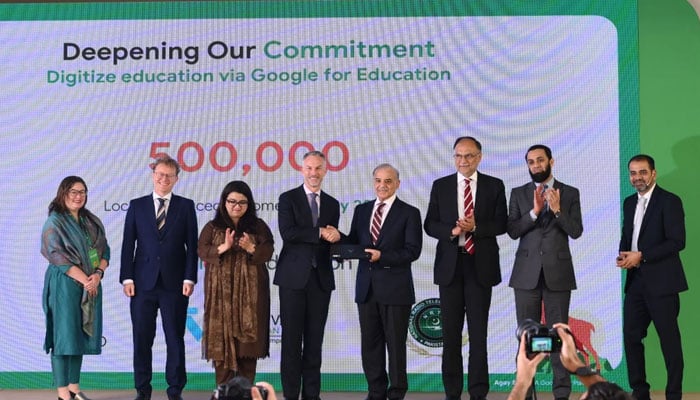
[507, 144, 583, 400]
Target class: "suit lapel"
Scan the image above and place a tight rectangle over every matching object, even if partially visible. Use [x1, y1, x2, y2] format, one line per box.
[639, 188, 659, 236]
[446, 174, 460, 221]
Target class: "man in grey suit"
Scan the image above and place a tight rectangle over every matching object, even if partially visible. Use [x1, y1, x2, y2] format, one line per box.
[506, 144, 583, 400]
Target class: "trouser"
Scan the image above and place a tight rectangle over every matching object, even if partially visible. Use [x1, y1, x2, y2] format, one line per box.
[51, 353, 83, 387]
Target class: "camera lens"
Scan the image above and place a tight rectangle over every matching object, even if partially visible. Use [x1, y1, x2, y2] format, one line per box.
[515, 318, 541, 340]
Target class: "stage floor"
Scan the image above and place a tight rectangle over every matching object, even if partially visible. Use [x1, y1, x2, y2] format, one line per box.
[0, 391, 693, 400]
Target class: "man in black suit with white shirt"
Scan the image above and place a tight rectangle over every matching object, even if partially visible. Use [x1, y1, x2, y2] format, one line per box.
[347, 163, 422, 400]
[274, 150, 342, 400]
[424, 137, 507, 400]
[617, 154, 687, 400]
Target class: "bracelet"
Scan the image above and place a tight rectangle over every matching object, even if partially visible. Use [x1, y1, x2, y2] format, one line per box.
[93, 269, 104, 278]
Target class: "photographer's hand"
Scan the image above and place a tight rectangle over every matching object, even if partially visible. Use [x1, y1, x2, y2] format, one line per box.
[252, 381, 277, 400]
[553, 323, 606, 388]
[507, 334, 546, 400]
[553, 323, 585, 372]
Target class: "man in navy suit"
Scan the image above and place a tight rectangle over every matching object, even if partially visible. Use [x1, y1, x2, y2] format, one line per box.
[347, 163, 422, 400]
[617, 154, 687, 400]
[120, 156, 198, 400]
[274, 150, 342, 400]
[507, 144, 583, 400]
[424, 137, 507, 400]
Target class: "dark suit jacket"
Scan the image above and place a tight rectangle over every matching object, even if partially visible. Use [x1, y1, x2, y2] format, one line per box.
[273, 185, 340, 292]
[347, 198, 422, 305]
[424, 172, 507, 287]
[507, 180, 583, 291]
[119, 194, 199, 291]
[620, 185, 687, 296]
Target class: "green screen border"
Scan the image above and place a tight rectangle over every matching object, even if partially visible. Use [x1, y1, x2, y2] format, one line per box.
[0, 0, 639, 391]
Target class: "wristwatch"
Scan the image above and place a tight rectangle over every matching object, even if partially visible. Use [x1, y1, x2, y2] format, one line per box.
[574, 366, 599, 376]
[554, 210, 562, 218]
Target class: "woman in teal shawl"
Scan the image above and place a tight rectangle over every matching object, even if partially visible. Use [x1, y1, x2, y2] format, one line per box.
[41, 176, 109, 400]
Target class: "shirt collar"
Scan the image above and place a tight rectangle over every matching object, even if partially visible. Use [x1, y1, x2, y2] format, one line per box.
[375, 194, 397, 208]
[638, 183, 656, 201]
[457, 171, 478, 183]
[153, 192, 173, 202]
[535, 176, 555, 187]
[304, 185, 320, 196]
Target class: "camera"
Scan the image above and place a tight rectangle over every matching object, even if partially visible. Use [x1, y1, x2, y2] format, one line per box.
[216, 376, 268, 400]
[516, 318, 562, 354]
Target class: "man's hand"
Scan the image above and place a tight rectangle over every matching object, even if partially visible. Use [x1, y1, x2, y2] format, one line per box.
[123, 282, 135, 297]
[320, 225, 341, 243]
[507, 334, 546, 400]
[616, 251, 643, 269]
[515, 333, 547, 383]
[552, 323, 585, 372]
[553, 323, 606, 387]
[365, 248, 381, 263]
[454, 210, 475, 235]
[183, 282, 194, 297]
[533, 185, 546, 215]
[544, 187, 561, 213]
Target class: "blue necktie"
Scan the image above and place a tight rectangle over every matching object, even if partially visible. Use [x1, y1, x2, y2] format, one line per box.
[308, 192, 319, 227]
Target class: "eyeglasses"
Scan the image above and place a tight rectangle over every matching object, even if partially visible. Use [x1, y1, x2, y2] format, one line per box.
[68, 189, 87, 197]
[226, 199, 249, 207]
[453, 152, 481, 161]
[153, 172, 177, 180]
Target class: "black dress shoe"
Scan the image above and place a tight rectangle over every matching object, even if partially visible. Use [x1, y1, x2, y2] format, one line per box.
[167, 395, 184, 400]
[134, 391, 151, 400]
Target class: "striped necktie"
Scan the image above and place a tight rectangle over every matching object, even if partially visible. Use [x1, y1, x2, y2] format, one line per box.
[371, 202, 386, 245]
[464, 179, 474, 255]
[156, 198, 166, 231]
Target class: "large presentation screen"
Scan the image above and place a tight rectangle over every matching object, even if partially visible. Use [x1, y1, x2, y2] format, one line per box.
[0, 1, 638, 392]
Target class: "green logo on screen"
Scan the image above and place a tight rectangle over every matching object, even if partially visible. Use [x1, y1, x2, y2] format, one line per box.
[409, 298, 442, 348]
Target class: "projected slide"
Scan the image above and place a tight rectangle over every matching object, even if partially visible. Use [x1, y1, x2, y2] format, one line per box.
[0, 1, 638, 391]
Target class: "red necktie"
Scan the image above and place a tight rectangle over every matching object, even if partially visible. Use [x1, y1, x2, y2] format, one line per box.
[371, 202, 385, 245]
[464, 179, 474, 254]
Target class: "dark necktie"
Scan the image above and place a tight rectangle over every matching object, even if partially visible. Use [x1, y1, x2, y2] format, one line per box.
[371, 202, 386, 246]
[464, 179, 474, 255]
[156, 198, 166, 231]
[308, 192, 319, 227]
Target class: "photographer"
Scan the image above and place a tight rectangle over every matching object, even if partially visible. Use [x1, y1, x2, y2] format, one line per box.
[508, 322, 618, 400]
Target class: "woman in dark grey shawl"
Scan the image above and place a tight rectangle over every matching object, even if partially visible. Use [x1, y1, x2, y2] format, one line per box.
[41, 176, 109, 400]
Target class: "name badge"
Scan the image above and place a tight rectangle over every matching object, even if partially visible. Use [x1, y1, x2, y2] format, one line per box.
[88, 247, 100, 269]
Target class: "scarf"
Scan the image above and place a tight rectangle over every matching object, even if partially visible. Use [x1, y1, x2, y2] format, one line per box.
[41, 209, 108, 336]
